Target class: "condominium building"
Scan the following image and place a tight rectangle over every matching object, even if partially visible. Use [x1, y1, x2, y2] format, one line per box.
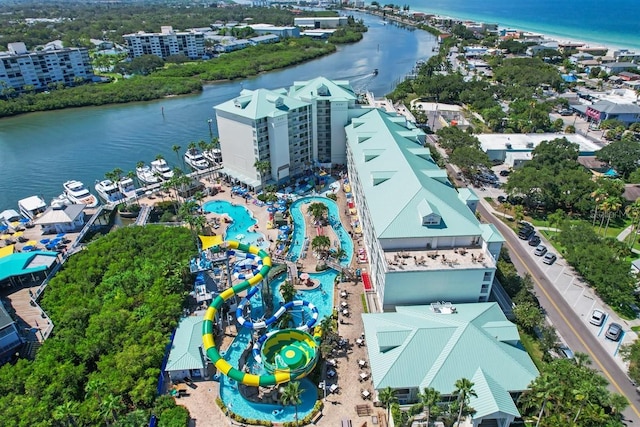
[123, 26, 205, 60]
[345, 108, 504, 310]
[214, 77, 368, 189]
[0, 42, 94, 92]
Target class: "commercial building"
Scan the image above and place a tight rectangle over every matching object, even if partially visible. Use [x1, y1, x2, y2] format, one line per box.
[214, 77, 368, 189]
[123, 26, 205, 60]
[0, 42, 94, 92]
[164, 315, 209, 381]
[249, 24, 300, 38]
[585, 99, 640, 126]
[294, 16, 348, 28]
[362, 302, 539, 426]
[345, 108, 504, 310]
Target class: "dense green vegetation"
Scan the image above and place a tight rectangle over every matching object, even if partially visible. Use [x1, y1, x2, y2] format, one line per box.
[0, 226, 196, 426]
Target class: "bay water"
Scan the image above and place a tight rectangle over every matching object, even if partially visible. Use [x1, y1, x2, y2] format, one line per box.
[0, 12, 436, 209]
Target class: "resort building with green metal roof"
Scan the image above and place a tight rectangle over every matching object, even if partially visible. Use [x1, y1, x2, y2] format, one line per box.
[214, 76, 368, 190]
[362, 302, 538, 427]
[345, 108, 504, 310]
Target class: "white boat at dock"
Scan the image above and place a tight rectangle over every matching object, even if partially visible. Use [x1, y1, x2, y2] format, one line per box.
[150, 159, 174, 181]
[136, 164, 159, 185]
[63, 180, 99, 208]
[118, 176, 138, 199]
[18, 195, 47, 220]
[203, 148, 222, 165]
[95, 179, 125, 204]
[184, 149, 210, 171]
[51, 193, 72, 208]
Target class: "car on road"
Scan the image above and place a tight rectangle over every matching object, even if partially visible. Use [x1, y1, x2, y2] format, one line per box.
[605, 323, 623, 341]
[528, 235, 541, 246]
[534, 244, 547, 256]
[590, 309, 606, 326]
[542, 252, 557, 265]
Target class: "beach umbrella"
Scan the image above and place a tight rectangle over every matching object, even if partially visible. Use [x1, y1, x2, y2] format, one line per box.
[278, 206, 287, 212]
[266, 201, 274, 206]
[267, 207, 276, 213]
[279, 225, 290, 232]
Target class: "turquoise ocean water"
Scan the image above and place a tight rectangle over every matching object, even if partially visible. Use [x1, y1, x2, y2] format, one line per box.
[400, 0, 640, 50]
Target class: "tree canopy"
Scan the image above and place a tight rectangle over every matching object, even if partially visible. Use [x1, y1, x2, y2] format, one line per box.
[0, 225, 196, 426]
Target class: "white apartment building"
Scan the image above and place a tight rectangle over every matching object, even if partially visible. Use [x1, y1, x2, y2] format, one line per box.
[345, 108, 504, 311]
[214, 77, 369, 189]
[0, 42, 94, 92]
[123, 26, 205, 60]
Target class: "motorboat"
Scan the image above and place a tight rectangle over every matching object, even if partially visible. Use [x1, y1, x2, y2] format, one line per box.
[63, 180, 99, 207]
[95, 179, 124, 204]
[136, 164, 159, 185]
[51, 193, 72, 209]
[150, 158, 174, 180]
[118, 176, 137, 198]
[184, 149, 210, 171]
[18, 195, 47, 220]
[203, 148, 222, 164]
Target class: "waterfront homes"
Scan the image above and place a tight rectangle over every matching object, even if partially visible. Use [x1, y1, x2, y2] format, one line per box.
[362, 302, 538, 426]
[345, 108, 504, 310]
[0, 42, 94, 92]
[214, 77, 368, 189]
[123, 26, 205, 60]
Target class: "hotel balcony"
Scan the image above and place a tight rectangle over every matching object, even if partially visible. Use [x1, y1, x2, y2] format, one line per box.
[384, 246, 495, 272]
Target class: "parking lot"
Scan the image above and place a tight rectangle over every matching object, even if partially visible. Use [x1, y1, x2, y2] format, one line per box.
[512, 227, 637, 363]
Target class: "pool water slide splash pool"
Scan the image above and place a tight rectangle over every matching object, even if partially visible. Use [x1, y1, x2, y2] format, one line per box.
[202, 240, 320, 387]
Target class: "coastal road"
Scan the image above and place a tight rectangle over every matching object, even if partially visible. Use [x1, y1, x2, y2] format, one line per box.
[476, 200, 640, 425]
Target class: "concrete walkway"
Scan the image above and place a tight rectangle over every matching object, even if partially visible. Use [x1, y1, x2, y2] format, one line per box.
[617, 225, 640, 255]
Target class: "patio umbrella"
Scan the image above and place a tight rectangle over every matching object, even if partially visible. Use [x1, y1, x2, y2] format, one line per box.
[40, 238, 50, 244]
[267, 207, 276, 213]
[266, 201, 274, 206]
[300, 273, 310, 281]
[278, 206, 287, 212]
[279, 225, 290, 232]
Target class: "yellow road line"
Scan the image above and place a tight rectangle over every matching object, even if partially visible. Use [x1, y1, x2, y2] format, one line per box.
[508, 240, 640, 418]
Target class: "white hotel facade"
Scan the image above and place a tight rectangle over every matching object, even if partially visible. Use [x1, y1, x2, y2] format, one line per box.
[123, 26, 205, 60]
[214, 77, 504, 309]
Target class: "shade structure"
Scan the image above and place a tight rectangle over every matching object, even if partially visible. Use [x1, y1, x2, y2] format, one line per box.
[199, 235, 223, 250]
[300, 273, 310, 280]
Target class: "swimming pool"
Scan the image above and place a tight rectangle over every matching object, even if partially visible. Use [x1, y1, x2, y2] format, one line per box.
[218, 195, 354, 423]
[288, 196, 354, 267]
[202, 200, 268, 249]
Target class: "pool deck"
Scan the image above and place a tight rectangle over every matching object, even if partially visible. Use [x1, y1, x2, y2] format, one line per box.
[141, 178, 385, 427]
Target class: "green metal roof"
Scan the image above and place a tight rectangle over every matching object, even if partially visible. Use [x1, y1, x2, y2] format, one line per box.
[165, 315, 205, 372]
[470, 368, 521, 419]
[362, 302, 538, 396]
[288, 76, 357, 101]
[215, 88, 309, 120]
[480, 223, 506, 244]
[0, 251, 59, 282]
[345, 109, 490, 240]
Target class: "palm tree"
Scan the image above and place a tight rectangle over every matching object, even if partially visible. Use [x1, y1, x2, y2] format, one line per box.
[111, 167, 123, 181]
[84, 378, 106, 403]
[281, 381, 303, 426]
[99, 394, 124, 425]
[453, 378, 477, 426]
[53, 401, 80, 427]
[311, 235, 331, 257]
[419, 387, 441, 427]
[172, 144, 182, 169]
[333, 246, 347, 262]
[280, 280, 296, 303]
[625, 198, 640, 248]
[603, 196, 622, 236]
[378, 386, 398, 423]
[591, 188, 609, 227]
[254, 160, 271, 191]
[308, 202, 328, 224]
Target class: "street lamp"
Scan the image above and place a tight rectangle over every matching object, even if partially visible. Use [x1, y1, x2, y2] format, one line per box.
[207, 119, 213, 140]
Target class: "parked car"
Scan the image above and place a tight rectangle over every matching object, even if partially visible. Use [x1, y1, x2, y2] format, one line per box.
[542, 252, 557, 265]
[518, 227, 534, 240]
[497, 195, 506, 203]
[605, 323, 623, 341]
[528, 235, 541, 246]
[534, 244, 547, 256]
[589, 309, 606, 326]
[559, 109, 573, 116]
[499, 169, 511, 177]
[558, 345, 574, 359]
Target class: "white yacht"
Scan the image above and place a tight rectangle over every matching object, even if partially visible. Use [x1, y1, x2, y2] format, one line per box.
[118, 176, 137, 198]
[184, 149, 210, 171]
[63, 180, 99, 208]
[18, 195, 47, 220]
[203, 148, 222, 164]
[51, 194, 72, 209]
[150, 159, 174, 181]
[136, 164, 159, 185]
[95, 179, 124, 204]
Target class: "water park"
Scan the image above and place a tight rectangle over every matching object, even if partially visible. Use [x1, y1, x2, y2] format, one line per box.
[183, 192, 358, 424]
